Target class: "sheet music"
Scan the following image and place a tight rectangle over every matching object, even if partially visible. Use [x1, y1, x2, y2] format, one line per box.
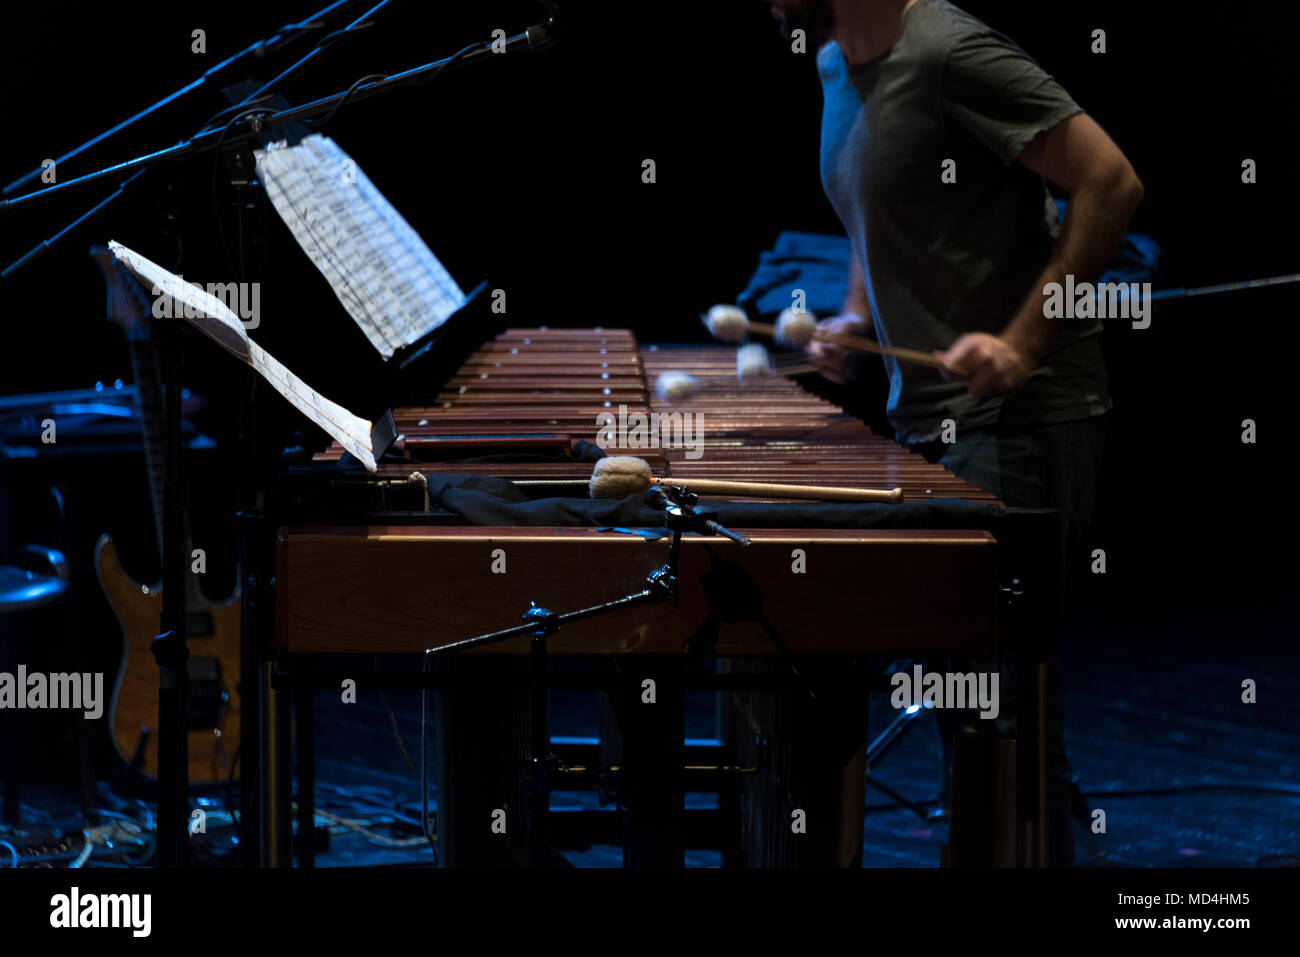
[108, 241, 378, 471]
[244, 341, 377, 471]
[254, 134, 466, 359]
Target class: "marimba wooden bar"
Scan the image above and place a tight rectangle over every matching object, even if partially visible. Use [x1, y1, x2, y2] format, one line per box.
[305, 329, 999, 499]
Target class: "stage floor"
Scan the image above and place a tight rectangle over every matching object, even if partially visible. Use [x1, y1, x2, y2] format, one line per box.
[6, 581, 1296, 868]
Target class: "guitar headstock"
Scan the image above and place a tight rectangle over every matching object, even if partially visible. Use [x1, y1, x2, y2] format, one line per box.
[90, 245, 153, 343]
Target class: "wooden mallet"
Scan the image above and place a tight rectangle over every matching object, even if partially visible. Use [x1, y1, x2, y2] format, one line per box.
[589, 455, 903, 504]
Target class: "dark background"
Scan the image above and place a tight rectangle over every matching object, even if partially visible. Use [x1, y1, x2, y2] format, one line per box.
[1, 1, 1296, 787]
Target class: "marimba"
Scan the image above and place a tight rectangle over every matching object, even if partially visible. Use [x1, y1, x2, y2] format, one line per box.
[281, 328, 1000, 656]
[251, 328, 1053, 868]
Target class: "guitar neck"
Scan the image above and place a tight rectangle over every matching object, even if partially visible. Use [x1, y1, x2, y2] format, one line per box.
[124, 327, 204, 611]
[125, 338, 167, 563]
[98, 248, 205, 612]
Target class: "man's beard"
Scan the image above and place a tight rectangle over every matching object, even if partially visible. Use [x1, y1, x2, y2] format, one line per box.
[775, 0, 837, 45]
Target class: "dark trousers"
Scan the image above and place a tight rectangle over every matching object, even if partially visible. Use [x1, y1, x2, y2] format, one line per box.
[912, 413, 1109, 865]
[912, 414, 1108, 578]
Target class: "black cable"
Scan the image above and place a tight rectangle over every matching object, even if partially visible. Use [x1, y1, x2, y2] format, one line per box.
[303, 73, 387, 127]
[409, 41, 490, 86]
[421, 649, 438, 865]
[195, 21, 378, 134]
[201, 93, 279, 134]
[1078, 780, 1300, 799]
[301, 37, 487, 129]
[209, 107, 274, 274]
[861, 780, 1300, 816]
[314, 783, 424, 828]
[865, 795, 945, 815]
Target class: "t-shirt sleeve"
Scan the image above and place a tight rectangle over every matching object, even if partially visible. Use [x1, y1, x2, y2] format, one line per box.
[816, 40, 842, 86]
[940, 29, 1082, 164]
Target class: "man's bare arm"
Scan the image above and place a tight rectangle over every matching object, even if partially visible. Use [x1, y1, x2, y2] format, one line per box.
[1005, 112, 1145, 362]
[938, 113, 1144, 395]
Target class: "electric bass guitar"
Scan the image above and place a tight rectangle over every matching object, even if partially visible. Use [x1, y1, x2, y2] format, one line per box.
[90, 247, 241, 784]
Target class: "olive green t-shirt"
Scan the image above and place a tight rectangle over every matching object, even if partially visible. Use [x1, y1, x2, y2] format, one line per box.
[818, 0, 1111, 443]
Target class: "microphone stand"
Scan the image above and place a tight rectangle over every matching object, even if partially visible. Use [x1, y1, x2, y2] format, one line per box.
[0, 0, 369, 281]
[0, 9, 560, 217]
[423, 485, 750, 867]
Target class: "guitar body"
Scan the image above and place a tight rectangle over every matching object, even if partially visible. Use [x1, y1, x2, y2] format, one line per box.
[95, 534, 242, 784]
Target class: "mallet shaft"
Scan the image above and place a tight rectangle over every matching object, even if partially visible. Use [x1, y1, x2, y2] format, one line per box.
[666, 477, 903, 503]
[748, 320, 947, 371]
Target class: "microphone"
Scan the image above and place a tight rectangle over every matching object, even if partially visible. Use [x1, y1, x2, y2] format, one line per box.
[527, 1, 561, 48]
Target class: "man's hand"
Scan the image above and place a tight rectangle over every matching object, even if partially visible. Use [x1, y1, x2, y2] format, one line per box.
[806, 313, 870, 384]
[934, 332, 1030, 398]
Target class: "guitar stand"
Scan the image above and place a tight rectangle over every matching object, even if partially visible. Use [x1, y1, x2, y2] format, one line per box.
[150, 318, 193, 866]
[864, 696, 944, 822]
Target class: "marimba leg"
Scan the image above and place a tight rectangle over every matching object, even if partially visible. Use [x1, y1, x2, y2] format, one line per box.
[434, 657, 533, 867]
[729, 660, 869, 867]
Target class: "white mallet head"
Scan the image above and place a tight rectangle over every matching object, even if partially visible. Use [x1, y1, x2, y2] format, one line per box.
[589, 455, 654, 499]
[776, 308, 817, 347]
[704, 304, 750, 343]
[736, 343, 772, 383]
[654, 371, 699, 402]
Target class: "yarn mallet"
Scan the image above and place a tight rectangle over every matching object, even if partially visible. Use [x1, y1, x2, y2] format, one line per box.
[704, 304, 951, 372]
[737, 343, 818, 381]
[589, 455, 903, 504]
[653, 371, 700, 402]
